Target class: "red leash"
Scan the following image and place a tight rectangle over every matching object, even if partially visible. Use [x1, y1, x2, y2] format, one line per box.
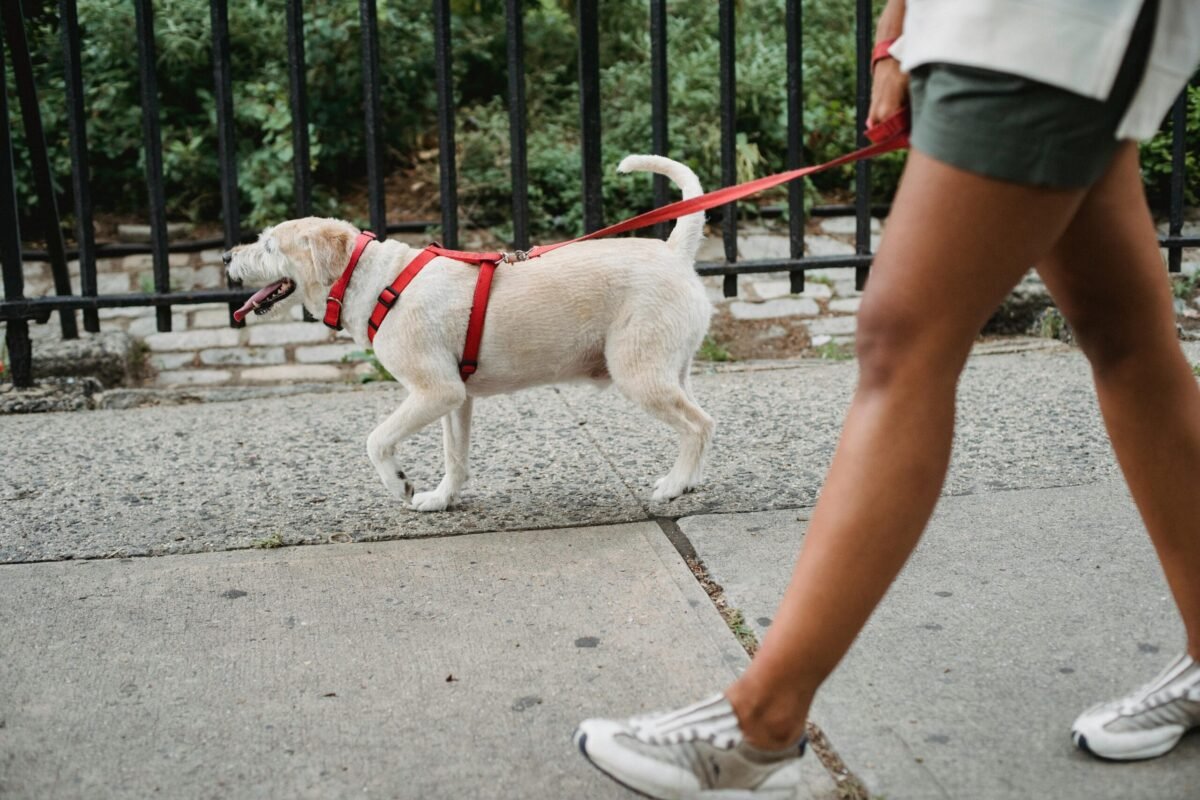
[326, 108, 911, 382]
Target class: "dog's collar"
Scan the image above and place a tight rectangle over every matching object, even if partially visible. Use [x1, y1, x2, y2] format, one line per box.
[323, 230, 377, 330]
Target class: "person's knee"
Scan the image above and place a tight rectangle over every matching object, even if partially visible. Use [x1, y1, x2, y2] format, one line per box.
[1066, 304, 1171, 380]
[855, 299, 967, 391]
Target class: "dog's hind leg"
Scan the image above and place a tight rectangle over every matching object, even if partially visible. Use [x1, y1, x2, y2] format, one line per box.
[614, 368, 714, 502]
[410, 396, 473, 512]
[367, 385, 466, 506]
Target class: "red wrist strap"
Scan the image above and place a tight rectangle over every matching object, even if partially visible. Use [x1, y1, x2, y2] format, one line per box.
[872, 38, 898, 73]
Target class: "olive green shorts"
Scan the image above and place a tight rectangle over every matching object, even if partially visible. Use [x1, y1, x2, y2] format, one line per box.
[908, 0, 1157, 188]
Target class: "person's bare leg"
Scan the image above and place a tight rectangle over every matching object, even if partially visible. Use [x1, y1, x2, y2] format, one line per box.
[1036, 142, 1200, 659]
[724, 151, 1089, 748]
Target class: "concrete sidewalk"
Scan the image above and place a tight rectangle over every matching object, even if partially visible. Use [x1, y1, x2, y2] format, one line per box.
[681, 482, 1200, 799]
[3, 341, 1200, 798]
[0, 523, 836, 799]
[0, 339, 1139, 562]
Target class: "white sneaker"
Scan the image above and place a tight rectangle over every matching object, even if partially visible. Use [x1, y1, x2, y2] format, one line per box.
[574, 694, 806, 799]
[1072, 652, 1200, 760]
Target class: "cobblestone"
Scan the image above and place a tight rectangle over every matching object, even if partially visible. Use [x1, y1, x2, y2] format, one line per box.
[729, 297, 820, 320]
[154, 369, 232, 387]
[149, 352, 197, 371]
[145, 328, 240, 351]
[190, 307, 235, 329]
[97, 273, 132, 294]
[129, 315, 188, 338]
[828, 297, 862, 314]
[240, 364, 344, 383]
[199, 347, 286, 367]
[806, 315, 858, 337]
[296, 343, 361, 364]
[247, 322, 333, 346]
[819, 216, 882, 235]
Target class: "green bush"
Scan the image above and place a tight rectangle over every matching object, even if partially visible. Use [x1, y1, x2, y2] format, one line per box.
[1140, 82, 1200, 207]
[9, 0, 438, 231]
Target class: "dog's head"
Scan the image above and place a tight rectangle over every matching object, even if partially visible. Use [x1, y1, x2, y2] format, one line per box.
[224, 217, 359, 321]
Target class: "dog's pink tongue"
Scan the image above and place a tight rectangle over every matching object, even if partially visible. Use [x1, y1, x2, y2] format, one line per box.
[233, 281, 285, 322]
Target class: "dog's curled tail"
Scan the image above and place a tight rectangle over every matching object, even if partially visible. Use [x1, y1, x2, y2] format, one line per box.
[616, 155, 705, 263]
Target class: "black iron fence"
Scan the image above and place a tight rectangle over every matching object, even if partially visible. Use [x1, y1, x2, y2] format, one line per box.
[1, 0, 1196, 389]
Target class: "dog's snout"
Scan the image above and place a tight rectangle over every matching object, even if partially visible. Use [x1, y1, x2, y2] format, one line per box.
[222, 250, 233, 266]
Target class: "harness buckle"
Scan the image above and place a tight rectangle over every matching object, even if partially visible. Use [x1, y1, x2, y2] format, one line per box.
[500, 249, 529, 264]
[378, 287, 399, 309]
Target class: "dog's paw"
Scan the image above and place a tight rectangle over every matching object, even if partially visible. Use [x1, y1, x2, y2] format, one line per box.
[651, 475, 691, 503]
[377, 468, 415, 504]
[409, 490, 452, 512]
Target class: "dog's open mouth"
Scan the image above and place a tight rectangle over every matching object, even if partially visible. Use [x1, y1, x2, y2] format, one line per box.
[233, 278, 296, 322]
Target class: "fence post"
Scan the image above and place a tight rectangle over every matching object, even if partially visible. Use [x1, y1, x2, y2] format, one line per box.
[210, 0, 244, 327]
[577, 0, 603, 233]
[134, 0, 172, 332]
[649, 0, 669, 242]
[786, 0, 806, 295]
[1167, 89, 1186, 274]
[3, 0, 78, 340]
[505, 0, 529, 250]
[60, 0, 98, 333]
[360, 0, 387, 238]
[433, 0, 458, 249]
[0, 17, 32, 387]
[854, 0, 872, 291]
[718, 0, 737, 298]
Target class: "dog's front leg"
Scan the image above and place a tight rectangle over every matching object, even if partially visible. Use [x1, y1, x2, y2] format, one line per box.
[410, 396, 473, 512]
[367, 386, 465, 505]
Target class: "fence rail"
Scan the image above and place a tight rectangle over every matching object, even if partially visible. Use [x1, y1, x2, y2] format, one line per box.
[1, 0, 1196, 389]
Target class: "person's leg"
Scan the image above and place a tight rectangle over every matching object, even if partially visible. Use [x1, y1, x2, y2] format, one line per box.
[724, 150, 1089, 748]
[1035, 142, 1200, 658]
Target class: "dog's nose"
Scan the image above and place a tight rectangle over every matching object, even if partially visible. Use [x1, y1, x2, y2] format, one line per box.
[222, 250, 233, 266]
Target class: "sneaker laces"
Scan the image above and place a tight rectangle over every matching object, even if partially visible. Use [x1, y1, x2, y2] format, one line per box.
[1117, 654, 1198, 715]
[630, 694, 741, 750]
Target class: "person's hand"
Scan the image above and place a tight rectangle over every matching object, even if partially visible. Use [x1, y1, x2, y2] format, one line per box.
[868, 58, 909, 128]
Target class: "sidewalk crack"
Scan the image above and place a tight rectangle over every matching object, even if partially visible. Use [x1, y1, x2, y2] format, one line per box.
[655, 516, 874, 800]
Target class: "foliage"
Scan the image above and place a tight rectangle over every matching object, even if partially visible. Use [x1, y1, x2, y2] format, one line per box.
[342, 349, 395, 383]
[9, 0, 437, 232]
[1140, 83, 1200, 208]
[8, 0, 1193, 244]
[813, 340, 853, 360]
[453, 0, 899, 237]
[696, 334, 732, 362]
[1171, 271, 1200, 301]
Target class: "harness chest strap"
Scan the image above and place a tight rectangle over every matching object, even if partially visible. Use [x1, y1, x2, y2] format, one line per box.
[366, 246, 500, 383]
[323, 230, 377, 330]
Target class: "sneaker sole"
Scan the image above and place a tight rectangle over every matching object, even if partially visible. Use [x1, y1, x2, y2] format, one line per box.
[574, 729, 796, 800]
[575, 729, 664, 800]
[1073, 729, 1185, 761]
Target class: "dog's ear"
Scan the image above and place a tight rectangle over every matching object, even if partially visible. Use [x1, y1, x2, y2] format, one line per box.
[302, 224, 353, 284]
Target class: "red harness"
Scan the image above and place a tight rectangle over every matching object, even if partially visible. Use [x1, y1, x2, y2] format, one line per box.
[324, 238, 513, 382]
[322, 108, 910, 383]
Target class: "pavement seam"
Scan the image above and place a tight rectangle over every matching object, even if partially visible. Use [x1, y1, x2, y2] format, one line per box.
[654, 517, 873, 800]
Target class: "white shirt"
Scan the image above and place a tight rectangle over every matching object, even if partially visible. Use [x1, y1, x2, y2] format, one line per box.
[891, 0, 1200, 140]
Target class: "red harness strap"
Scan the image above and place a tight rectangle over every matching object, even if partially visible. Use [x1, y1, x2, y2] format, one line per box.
[323, 230, 377, 330]
[365, 245, 503, 382]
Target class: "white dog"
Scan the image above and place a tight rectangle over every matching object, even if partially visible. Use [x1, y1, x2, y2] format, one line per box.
[224, 155, 714, 511]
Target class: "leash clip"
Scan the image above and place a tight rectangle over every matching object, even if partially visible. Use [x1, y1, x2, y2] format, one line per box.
[501, 250, 529, 264]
